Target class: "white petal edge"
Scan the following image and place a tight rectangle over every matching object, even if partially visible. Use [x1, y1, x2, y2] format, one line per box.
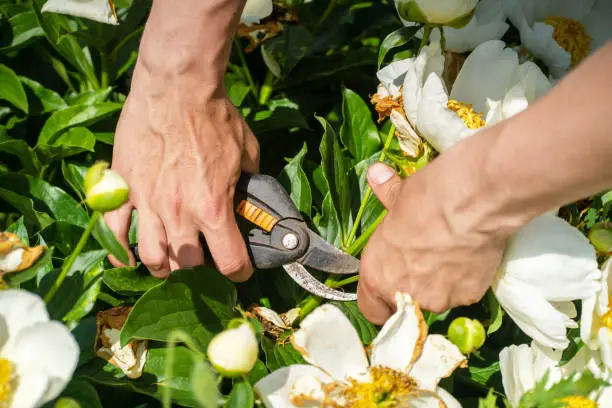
[291, 304, 369, 380]
[41, 0, 119, 25]
[254, 365, 332, 408]
[409, 334, 467, 391]
[370, 292, 428, 373]
[240, 0, 274, 25]
[0, 289, 49, 351]
[436, 387, 462, 408]
[8, 369, 49, 408]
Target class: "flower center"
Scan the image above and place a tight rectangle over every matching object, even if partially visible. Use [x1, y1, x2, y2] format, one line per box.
[0, 358, 14, 404]
[560, 396, 598, 408]
[601, 298, 612, 329]
[544, 16, 591, 66]
[447, 99, 486, 129]
[341, 366, 417, 408]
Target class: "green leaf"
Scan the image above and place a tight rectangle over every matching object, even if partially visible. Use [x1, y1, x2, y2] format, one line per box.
[0, 187, 54, 230]
[247, 360, 269, 385]
[377, 25, 420, 68]
[249, 105, 310, 134]
[36, 126, 96, 161]
[260, 26, 314, 78]
[315, 193, 342, 247]
[332, 301, 378, 345]
[62, 265, 104, 325]
[20, 76, 67, 114]
[7, 215, 28, 244]
[191, 359, 219, 408]
[317, 115, 350, 242]
[469, 361, 500, 386]
[120, 267, 237, 349]
[71, 316, 97, 367]
[278, 143, 312, 218]
[339, 87, 381, 161]
[0, 63, 28, 113]
[0, 173, 89, 228]
[81, 345, 202, 408]
[478, 389, 498, 408]
[354, 152, 385, 231]
[226, 380, 255, 408]
[518, 370, 607, 408]
[486, 290, 503, 335]
[103, 265, 162, 295]
[58, 380, 103, 408]
[67, 87, 113, 106]
[261, 336, 306, 371]
[4, 246, 53, 286]
[61, 161, 87, 199]
[0, 134, 40, 174]
[0, 10, 45, 52]
[37, 103, 122, 145]
[91, 215, 129, 265]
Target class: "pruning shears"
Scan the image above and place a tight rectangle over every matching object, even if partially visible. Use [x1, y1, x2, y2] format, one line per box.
[131, 173, 359, 301]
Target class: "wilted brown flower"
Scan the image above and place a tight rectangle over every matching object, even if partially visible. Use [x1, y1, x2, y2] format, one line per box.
[0, 232, 45, 275]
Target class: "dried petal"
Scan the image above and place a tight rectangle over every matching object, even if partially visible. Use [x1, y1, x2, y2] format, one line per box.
[0, 232, 45, 275]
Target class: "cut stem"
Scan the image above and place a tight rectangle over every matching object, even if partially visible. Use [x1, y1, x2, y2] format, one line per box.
[44, 212, 101, 303]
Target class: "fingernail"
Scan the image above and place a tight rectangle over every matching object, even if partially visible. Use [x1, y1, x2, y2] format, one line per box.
[368, 163, 394, 185]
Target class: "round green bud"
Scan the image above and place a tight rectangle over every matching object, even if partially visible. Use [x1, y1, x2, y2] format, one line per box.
[207, 321, 258, 378]
[396, 0, 477, 27]
[54, 397, 81, 408]
[85, 161, 129, 213]
[588, 222, 612, 255]
[447, 317, 486, 354]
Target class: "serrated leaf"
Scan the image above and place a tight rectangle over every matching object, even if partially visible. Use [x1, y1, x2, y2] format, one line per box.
[120, 267, 236, 349]
[278, 143, 312, 219]
[377, 25, 420, 68]
[103, 265, 162, 295]
[0, 63, 28, 113]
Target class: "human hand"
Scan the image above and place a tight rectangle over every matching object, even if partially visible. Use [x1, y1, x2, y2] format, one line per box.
[357, 150, 517, 324]
[105, 65, 259, 282]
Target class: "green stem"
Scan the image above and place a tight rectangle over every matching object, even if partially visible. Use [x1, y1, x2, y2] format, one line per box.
[439, 26, 446, 54]
[418, 25, 433, 54]
[313, 0, 337, 34]
[100, 53, 110, 89]
[344, 124, 396, 248]
[329, 275, 359, 288]
[44, 212, 101, 303]
[346, 210, 387, 256]
[234, 38, 258, 98]
[259, 70, 275, 105]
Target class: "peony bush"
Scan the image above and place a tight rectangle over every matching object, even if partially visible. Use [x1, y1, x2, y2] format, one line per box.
[0, 0, 610, 407]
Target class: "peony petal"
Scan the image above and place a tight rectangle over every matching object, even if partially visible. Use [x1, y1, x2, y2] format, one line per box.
[519, 19, 571, 78]
[548, 0, 596, 20]
[9, 369, 49, 408]
[433, 0, 509, 53]
[582, 0, 612, 52]
[450, 40, 518, 115]
[254, 306, 290, 329]
[416, 72, 476, 152]
[402, 42, 444, 126]
[390, 110, 421, 157]
[291, 304, 368, 380]
[402, 390, 446, 408]
[581, 259, 610, 349]
[240, 0, 273, 25]
[436, 387, 462, 408]
[497, 214, 600, 302]
[409, 334, 467, 391]
[493, 277, 573, 349]
[377, 59, 414, 97]
[598, 385, 612, 406]
[0, 289, 49, 351]
[41, 0, 118, 25]
[370, 293, 428, 373]
[5, 321, 79, 404]
[598, 327, 612, 372]
[500, 61, 551, 120]
[254, 365, 332, 408]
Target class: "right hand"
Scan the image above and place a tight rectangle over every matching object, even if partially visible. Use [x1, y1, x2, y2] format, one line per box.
[104, 62, 260, 282]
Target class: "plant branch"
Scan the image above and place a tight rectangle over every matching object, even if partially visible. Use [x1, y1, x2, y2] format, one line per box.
[313, 0, 337, 34]
[418, 25, 433, 54]
[234, 38, 258, 98]
[44, 212, 100, 303]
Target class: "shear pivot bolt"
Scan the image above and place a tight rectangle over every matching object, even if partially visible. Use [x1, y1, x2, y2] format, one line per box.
[282, 233, 299, 250]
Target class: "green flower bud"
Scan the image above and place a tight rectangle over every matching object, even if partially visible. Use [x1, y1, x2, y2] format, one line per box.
[54, 397, 81, 408]
[207, 320, 258, 378]
[396, 0, 477, 27]
[447, 317, 486, 354]
[84, 161, 129, 213]
[588, 222, 612, 255]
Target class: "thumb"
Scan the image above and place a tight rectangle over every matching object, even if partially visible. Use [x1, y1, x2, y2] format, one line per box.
[367, 163, 402, 209]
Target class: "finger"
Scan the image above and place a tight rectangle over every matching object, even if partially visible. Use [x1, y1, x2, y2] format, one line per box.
[356, 247, 394, 325]
[199, 198, 253, 282]
[241, 132, 260, 174]
[367, 163, 402, 209]
[136, 205, 170, 278]
[104, 202, 136, 267]
[163, 221, 205, 272]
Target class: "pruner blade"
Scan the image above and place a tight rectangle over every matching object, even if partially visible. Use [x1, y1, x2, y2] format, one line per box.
[282, 263, 357, 301]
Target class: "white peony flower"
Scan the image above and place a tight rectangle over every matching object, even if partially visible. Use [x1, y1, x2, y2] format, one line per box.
[581, 258, 612, 367]
[207, 321, 258, 377]
[41, 0, 119, 25]
[492, 213, 601, 350]
[500, 341, 612, 407]
[254, 293, 466, 408]
[240, 0, 274, 26]
[0, 289, 79, 407]
[503, 0, 612, 77]
[395, 0, 478, 26]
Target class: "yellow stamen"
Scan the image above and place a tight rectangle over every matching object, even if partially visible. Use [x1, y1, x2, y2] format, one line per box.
[447, 99, 486, 129]
[544, 16, 591, 66]
[560, 396, 598, 408]
[601, 297, 612, 329]
[0, 358, 13, 403]
[341, 366, 417, 408]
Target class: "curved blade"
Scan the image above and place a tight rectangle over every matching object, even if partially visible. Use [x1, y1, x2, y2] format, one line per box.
[297, 230, 360, 275]
[283, 263, 357, 301]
